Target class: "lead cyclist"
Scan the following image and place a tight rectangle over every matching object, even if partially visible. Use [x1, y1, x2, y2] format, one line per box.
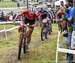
[13, 6, 39, 49]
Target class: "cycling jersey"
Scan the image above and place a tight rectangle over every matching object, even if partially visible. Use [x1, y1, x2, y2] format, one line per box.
[22, 10, 38, 20]
[64, 6, 74, 32]
[20, 10, 38, 26]
[38, 10, 50, 20]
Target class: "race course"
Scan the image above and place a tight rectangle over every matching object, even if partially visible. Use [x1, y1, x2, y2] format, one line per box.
[0, 24, 64, 63]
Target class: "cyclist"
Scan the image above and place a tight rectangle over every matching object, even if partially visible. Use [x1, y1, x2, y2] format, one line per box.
[63, 0, 74, 62]
[13, 7, 39, 48]
[38, 7, 51, 35]
[46, 3, 53, 32]
[56, 5, 64, 33]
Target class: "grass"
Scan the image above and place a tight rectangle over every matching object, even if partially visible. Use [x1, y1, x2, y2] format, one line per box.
[0, 24, 16, 30]
[0, 2, 17, 8]
[0, 24, 66, 63]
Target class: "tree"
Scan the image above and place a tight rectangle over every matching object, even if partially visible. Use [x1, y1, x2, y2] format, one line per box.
[0, 0, 4, 2]
[11, 0, 16, 2]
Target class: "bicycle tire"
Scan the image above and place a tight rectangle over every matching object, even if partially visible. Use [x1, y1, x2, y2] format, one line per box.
[48, 25, 51, 35]
[23, 31, 29, 53]
[41, 28, 45, 41]
[18, 33, 23, 60]
[23, 37, 27, 54]
[45, 32, 48, 39]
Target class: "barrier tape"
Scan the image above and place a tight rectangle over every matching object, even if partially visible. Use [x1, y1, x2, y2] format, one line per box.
[58, 48, 75, 54]
[0, 26, 19, 33]
[0, 21, 20, 24]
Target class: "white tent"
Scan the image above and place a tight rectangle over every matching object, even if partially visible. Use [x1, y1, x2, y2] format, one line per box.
[55, 0, 66, 6]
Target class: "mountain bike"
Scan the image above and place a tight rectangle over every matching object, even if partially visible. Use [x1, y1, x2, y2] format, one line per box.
[41, 23, 48, 41]
[18, 25, 32, 60]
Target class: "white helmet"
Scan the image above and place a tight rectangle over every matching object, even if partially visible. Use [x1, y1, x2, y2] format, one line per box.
[28, 7, 36, 14]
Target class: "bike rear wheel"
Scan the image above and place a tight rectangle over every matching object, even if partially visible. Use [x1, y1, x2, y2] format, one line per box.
[41, 28, 46, 41]
[48, 25, 51, 35]
[45, 32, 48, 39]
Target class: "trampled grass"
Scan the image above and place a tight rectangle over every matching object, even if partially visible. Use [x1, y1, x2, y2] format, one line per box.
[0, 24, 66, 63]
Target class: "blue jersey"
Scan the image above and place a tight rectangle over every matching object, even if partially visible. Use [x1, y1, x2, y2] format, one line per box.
[38, 9, 50, 19]
[64, 6, 74, 24]
[64, 6, 74, 32]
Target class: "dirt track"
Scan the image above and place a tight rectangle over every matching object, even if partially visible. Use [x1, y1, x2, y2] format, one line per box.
[0, 30, 45, 63]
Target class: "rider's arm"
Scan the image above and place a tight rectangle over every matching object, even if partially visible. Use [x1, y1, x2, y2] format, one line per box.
[32, 13, 39, 27]
[13, 10, 26, 23]
[13, 12, 22, 23]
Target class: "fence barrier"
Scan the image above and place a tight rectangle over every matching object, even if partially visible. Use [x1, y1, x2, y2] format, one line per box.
[56, 31, 75, 63]
[0, 21, 20, 40]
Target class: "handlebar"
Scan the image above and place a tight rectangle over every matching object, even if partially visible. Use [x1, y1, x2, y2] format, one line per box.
[22, 24, 34, 28]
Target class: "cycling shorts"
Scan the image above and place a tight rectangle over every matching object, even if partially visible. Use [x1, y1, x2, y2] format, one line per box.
[24, 17, 35, 25]
[20, 17, 35, 26]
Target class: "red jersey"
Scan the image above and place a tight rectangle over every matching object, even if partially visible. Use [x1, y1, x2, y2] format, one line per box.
[22, 10, 38, 20]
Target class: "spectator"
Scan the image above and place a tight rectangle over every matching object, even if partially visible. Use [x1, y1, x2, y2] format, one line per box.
[4, 15, 9, 22]
[0, 11, 4, 21]
[9, 14, 13, 21]
[17, 3, 20, 7]
[63, 0, 74, 63]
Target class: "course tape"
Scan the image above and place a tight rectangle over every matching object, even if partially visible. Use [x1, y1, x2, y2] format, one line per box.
[58, 48, 75, 54]
[0, 26, 19, 33]
[0, 21, 20, 24]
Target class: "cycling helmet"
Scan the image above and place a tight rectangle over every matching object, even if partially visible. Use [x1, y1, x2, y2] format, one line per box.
[37, 7, 44, 12]
[28, 7, 36, 14]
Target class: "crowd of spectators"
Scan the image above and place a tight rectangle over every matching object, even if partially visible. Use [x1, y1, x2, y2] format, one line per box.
[0, 10, 20, 22]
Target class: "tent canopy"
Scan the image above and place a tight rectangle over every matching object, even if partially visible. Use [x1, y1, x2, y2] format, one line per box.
[55, 0, 66, 6]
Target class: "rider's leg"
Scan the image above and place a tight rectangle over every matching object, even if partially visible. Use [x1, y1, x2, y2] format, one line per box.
[27, 27, 34, 45]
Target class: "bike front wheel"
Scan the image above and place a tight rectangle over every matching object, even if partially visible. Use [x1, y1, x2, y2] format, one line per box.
[18, 33, 23, 60]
